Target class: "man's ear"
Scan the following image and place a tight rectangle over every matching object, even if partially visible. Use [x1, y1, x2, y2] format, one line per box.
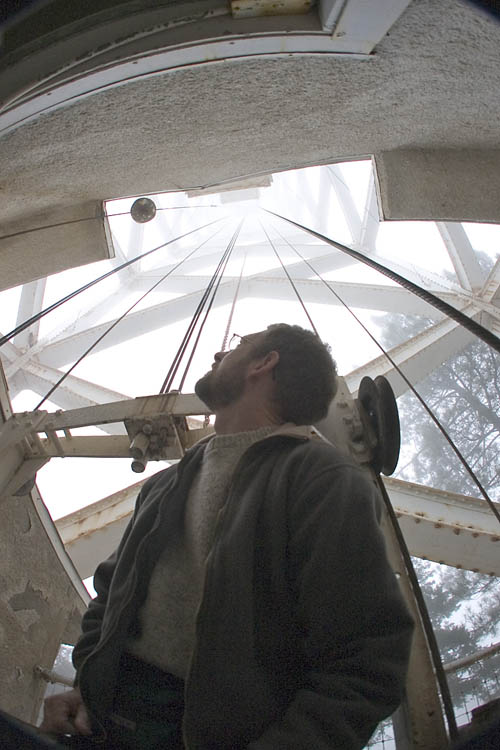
[248, 350, 279, 378]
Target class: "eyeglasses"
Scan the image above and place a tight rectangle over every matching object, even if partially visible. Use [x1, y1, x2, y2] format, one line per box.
[228, 333, 244, 351]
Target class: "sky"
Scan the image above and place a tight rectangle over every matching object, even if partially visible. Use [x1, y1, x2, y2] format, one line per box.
[1, 157, 499, 523]
[1, 158, 499, 523]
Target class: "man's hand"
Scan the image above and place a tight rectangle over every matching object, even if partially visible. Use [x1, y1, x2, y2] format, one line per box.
[40, 687, 92, 736]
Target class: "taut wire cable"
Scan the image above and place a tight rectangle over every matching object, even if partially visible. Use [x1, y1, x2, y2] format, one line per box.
[34, 224, 227, 410]
[0, 217, 225, 349]
[265, 210, 500, 356]
[220, 249, 247, 353]
[177, 221, 243, 392]
[268, 221, 500, 525]
[159, 220, 243, 394]
[259, 220, 319, 337]
[0, 206, 222, 243]
[266, 220, 463, 740]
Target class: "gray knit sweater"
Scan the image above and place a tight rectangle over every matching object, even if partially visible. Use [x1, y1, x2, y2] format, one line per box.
[126, 427, 275, 677]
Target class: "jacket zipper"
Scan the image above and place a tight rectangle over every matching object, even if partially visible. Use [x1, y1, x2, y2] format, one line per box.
[79, 464, 187, 740]
[182, 438, 282, 748]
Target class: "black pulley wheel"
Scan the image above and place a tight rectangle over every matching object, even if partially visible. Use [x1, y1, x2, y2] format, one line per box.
[358, 375, 401, 475]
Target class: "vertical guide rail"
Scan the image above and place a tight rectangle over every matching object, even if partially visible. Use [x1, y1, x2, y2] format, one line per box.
[319, 378, 456, 747]
[375, 474, 456, 749]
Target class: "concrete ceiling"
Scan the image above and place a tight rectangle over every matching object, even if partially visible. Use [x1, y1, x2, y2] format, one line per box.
[1, 0, 500, 288]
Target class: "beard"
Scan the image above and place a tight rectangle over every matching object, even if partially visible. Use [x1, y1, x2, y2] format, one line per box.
[195, 361, 246, 411]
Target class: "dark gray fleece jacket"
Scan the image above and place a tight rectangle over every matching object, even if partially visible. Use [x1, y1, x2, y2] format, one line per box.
[72, 433, 414, 749]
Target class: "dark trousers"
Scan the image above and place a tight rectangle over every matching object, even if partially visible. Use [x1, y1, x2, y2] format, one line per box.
[1, 657, 184, 750]
[104, 652, 185, 749]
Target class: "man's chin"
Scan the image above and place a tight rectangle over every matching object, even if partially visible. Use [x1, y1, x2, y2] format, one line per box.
[195, 375, 213, 409]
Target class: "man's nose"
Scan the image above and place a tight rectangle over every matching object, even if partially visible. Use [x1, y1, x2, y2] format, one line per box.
[214, 351, 228, 363]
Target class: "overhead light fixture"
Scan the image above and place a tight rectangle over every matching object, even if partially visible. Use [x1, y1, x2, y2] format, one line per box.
[131, 197, 157, 223]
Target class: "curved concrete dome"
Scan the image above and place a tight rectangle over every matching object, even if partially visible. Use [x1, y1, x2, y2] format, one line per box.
[1, 0, 500, 287]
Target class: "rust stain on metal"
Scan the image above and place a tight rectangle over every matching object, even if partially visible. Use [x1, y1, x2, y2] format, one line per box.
[230, 0, 314, 18]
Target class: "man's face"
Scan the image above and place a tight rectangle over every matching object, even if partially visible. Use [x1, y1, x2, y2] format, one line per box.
[195, 331, 265, 411]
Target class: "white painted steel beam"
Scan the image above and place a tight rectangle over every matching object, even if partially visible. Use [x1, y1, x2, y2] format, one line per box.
[317, 167, 339, 240]
[359, 249, 468, 299]
[19, 371, 129, 437]
[468, 295, 500, 324]
[14, 279, 47, 349]
[283, 170, 332, 237]
[8, 358, 128, 406]
[436, 222, 486, 292]
[1, 393, 211, 493]
[127, 273, 461, 315]
[481, 256, 500, 303]
[27, 393, 210, 431]
[126, 221, 145, 263]
[37, 286, 223, 367]
[345, 310, 478, 398]
[244, 276, 456, 315]
[127, 248, 354, 287]
[56, 480, 149, 580]
[37, 273, 464, 368]
[358, 172, 379, 250]
[384, 477, 500, 577]
[109, 235, 137, 282]
[0, 338, 21, 368]
[57, 474, 500, 581]
[327, 165, 362, 244]
[267, 210, 479, 301]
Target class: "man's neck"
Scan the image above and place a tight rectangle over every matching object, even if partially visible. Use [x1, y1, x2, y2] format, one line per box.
[214, 401, 282, 435]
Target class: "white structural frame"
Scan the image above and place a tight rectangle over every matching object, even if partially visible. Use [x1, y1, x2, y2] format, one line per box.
[1, 160, 499, 750]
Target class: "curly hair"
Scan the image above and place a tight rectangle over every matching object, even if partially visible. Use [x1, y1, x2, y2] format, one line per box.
[252, 324, 338, 424]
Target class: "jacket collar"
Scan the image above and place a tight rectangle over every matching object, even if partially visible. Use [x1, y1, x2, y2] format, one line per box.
[190, 422, 331, 451]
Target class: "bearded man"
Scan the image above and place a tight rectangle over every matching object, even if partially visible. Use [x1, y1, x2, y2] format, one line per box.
[41, 323, 413, 749]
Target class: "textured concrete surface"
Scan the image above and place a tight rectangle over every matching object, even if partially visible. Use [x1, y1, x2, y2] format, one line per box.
[0, 489, 87, 722]
[0, 204, 110, 292]
[0, 357, 87, 723]
[1, 0, 500, 287]
[374, 148, 500, 223]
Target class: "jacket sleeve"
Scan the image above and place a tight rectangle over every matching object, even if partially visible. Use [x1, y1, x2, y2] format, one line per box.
[72, 479, 152, 679]
[249, 461, 414, 750]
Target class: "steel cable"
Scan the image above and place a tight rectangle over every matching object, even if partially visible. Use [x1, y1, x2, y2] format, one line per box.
[0, 206, 221, 243]
[266, 220, 500, 524]
[0, 217, 225, 349]
[259, 220, 319, 337]
[177, 221, 243, 392]
[221, 250, 247, 353]
[159, 220, 243, 394]
[266, 221, 500, 523]
[34, 224, 227, 409]
[265, 210, 500, 356]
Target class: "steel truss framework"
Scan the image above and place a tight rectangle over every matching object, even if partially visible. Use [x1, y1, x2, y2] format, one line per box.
[1, 159, 500, 748]
[1, 161, 499, 573]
